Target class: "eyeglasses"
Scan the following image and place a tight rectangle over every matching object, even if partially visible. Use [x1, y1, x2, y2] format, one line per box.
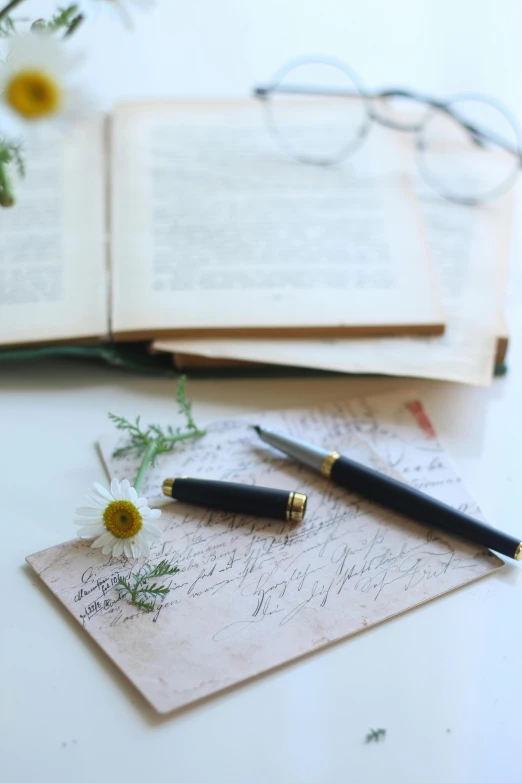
[254, 55, 522, 205]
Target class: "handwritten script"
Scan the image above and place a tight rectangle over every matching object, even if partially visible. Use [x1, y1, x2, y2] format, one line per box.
[26, 391, 503, 713]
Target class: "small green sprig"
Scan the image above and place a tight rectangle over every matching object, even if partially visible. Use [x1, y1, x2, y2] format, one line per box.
[365, 728, 386, 743]
[1, 140, 24, 176]
[0, 0, 26, 208]
[31, 4, 83, 36]
[109, 375, 206, 493]
[0, 0, 24, 25]
[117, 559, 179, 612]
[0, 139, 25, 207]
[0, 13, 15, 36]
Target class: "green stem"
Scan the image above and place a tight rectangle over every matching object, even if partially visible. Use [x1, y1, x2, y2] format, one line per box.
[133, 441, 158, 494]
[167, 428, 206, 446]
[0, 0, 24, 21]
[132, 429, 205, 492]
[64, 12, 84, 37]
[0, 160, 14, 207]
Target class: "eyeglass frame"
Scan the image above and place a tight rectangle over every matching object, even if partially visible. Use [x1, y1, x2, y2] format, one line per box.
[253, 55, 522, 206]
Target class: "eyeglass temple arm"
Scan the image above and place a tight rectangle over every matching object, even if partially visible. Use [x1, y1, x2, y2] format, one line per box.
[253, 85, 522, 162]
[380, 89, 521, 159]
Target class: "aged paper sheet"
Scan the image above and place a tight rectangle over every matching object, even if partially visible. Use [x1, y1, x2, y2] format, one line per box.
[111, 102, 444, 337]
[154, 192, 513, 386]
[27, 391, 502, 713]
[0, 118, 108, 347]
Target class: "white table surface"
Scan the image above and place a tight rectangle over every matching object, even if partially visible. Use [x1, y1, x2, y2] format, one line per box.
[3, 2, 522, 782]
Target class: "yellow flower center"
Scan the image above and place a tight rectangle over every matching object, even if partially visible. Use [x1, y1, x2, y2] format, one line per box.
[5, 70, 62, 120]
[103, 500, 143, 539]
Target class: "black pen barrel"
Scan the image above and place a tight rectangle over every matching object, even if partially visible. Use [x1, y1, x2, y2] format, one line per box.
[330, 456, 520, 559]
[253, 426, 522, 560]
[163, 478, 307, 523]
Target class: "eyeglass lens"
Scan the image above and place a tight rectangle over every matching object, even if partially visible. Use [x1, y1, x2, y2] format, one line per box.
[262, 58, 521, 203]
[264, 58, 370, 165]
[416, 96, 521, 204]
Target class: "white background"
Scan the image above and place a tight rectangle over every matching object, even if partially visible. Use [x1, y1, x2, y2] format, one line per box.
[21, 0, 522, 111]
[2, 2, 522, 782]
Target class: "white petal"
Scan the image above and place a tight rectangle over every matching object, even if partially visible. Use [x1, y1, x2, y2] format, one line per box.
[135, 497, 148, 508]
[59, 85, 95, 122]
[113, 540, 124, 557]
[128, 485, 138, 503]
[92, 483, 113, 503]
[130, 539, 140, 558]
[83, 494, 106, 509]
[75, 507, 103, 518]
[101, 543, 114, 555]
[120, 479, 131, 501]
[91, 531, 115, 549]
[142, 534, 161, 549]
[75, 517, 102, 524]
[111, 478, 122, 500]
[74, 515, 103, 524]
[143, 522, 162, 540]
[123, 541, 133, 558]
[141, 507, 161, 520]
[136, 532, 150, 557]
[106, 2, 133, 28]
[3, 34, 85, 87]
[77, 525, 105, 538]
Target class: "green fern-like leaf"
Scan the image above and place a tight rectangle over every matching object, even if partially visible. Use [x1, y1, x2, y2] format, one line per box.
[146, 560, 179, 579]
[32, 5, 80, 33]
[365, 728, 386, 743]
[109, 376, 206, 463]
[116, 560, 179, 612]
[0, 139, 25, 178]
[139, 583, 171, 597]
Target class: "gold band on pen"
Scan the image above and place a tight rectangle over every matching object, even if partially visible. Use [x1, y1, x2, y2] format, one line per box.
[514, 542, 522, 561]
[162, 478, 175, 496]
[286, 491, 307, 523]
[321, 451, 341, 479]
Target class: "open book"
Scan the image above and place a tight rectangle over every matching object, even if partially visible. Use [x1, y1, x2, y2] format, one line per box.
[1, 101, 445, 349]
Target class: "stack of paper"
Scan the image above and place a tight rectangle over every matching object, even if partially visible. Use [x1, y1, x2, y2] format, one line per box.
[154, 182, 513, 387]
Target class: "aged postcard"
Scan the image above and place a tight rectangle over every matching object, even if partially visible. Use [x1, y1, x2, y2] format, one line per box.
[27, 391, 503, 713]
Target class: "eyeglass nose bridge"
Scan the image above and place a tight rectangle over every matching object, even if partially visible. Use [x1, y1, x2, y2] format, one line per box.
[368, 89, 447, 133]
[253, 86, 271, 101]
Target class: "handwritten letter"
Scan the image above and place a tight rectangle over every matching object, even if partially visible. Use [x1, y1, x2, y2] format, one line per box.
[27, 391, 503, 713]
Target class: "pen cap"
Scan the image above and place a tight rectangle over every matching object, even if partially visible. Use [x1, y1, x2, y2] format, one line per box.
[162, 477, 307, 523]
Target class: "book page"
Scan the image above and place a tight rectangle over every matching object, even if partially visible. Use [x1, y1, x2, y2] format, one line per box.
[0, 118, 108, 347]
[154, 190, 514, 385]
[26, 391, 502, 714]
[111, 102, 444, 338]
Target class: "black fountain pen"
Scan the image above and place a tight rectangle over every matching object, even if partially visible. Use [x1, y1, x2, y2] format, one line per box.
[253, 425, 522, 561]
[162, 477, 307, 523]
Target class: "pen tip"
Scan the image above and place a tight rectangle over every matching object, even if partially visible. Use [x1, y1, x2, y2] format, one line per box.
[252, 425, 262, 436]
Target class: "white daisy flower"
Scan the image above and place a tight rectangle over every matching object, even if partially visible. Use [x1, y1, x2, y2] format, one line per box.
[81, 0, 155, 27]
[0, 32, 91, 127]
[75, 478, 162, 559]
